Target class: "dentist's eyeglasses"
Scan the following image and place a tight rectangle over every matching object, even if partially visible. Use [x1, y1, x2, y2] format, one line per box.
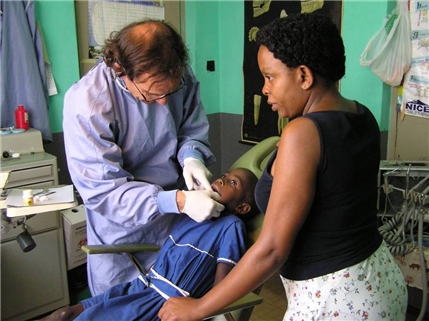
[116, 60, 185, 103]
[130, 77, 185, 103]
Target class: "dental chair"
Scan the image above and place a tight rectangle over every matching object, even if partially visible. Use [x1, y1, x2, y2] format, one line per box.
[82, 136, 280, 321]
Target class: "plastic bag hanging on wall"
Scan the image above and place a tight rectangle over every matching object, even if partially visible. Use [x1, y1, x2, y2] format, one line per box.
[359, 0, 412, 86]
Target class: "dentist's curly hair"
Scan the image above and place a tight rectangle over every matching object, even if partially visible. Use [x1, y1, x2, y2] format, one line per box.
[256, 14, 345, 86]
[103, 20, 188, 81]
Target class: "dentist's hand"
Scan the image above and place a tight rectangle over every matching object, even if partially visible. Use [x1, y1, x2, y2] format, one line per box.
[177, 190, 225, 223]
[183, 158, 213, 191]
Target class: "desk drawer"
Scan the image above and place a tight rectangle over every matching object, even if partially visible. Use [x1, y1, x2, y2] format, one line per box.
[7, 165, 53, 185]
[1, 211, 59, 243]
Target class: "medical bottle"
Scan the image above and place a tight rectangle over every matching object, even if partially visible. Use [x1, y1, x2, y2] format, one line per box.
[15, 105, 29, 130]
[23, 190, 34, 206]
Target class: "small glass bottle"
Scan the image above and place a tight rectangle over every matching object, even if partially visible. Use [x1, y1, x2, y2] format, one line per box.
[23, 190, 34, 206]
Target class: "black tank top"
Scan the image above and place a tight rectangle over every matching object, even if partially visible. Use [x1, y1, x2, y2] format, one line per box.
[255, 102, 383, 280]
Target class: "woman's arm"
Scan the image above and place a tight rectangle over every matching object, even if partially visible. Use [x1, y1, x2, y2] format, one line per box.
[159, 118, 321, 321]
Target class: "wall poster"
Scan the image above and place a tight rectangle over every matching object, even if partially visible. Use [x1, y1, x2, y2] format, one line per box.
[242, 0, 343, 144]
[400, 1, 429, 119]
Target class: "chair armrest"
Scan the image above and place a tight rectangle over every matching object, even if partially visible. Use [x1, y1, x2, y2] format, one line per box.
[81, 245, 263, 320]
[205, 292, 263, 319]
[81, 244, 160, 254]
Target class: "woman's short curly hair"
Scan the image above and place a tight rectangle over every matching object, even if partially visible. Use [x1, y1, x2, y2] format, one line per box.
[102, 20, 188, 81]
[256, 14, 345, 86]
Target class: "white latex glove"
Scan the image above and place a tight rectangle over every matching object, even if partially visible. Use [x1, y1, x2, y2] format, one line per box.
[183, 158, 213, 191]
[182, 190, 225, 222]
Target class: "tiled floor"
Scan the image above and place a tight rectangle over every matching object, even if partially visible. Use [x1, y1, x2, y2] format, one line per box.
[250, 273, 287, 321]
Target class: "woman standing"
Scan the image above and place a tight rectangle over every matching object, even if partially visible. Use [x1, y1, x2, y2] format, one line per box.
[159, 14, 407, 321]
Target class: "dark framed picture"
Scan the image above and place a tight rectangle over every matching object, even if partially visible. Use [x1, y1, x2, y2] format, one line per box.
[242, 1, 343, 143]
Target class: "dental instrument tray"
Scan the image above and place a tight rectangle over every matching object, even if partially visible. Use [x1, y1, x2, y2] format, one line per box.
[4, 185, 77, 217]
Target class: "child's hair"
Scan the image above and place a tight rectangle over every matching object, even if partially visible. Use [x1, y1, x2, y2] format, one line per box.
[236, 168, 260, 221]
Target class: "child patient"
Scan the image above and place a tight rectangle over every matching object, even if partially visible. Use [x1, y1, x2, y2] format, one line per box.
[43, 168, 259, 321]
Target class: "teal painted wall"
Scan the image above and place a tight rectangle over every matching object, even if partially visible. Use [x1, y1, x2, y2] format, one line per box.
[218, 1, 245, 115]
[341, 1, 391, 130]
[35, 0, 80, 133]
[185, 1, 221, 114]
[37, 1, 393, 132]
[186, 0, 392, 129]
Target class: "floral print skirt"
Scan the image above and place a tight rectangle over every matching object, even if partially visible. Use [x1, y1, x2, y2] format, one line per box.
[281, 241, 408, 320]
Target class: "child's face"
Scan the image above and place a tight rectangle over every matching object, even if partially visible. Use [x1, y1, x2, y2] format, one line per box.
[211, 168, 251, 214]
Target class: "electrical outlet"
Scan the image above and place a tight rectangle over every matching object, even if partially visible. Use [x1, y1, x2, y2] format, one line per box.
[206, 60, 215, 72]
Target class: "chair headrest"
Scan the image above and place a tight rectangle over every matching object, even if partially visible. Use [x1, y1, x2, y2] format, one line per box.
[229, 136, 280, 179]
[229, 136, 280, 245]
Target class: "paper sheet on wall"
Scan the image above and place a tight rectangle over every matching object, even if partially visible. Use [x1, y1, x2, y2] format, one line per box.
[45, 62, 58, 96]
[399, 1, 429, 119]
[37, 21, 58, 96]
[88, 1, 164, 59]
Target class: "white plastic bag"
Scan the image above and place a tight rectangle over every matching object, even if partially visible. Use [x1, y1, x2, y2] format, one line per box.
[359, 1, 412, 86]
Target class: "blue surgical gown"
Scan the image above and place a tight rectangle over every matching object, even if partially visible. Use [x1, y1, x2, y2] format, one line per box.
[63, 62, 214, 295]
[0, 1, 51, 141]
[77, 214, 247, 321]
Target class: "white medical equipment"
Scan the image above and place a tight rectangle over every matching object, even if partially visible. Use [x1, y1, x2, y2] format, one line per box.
[1, 129, 77, 320]
[378, 161, 429, 254]
[377, 160, 429, 321]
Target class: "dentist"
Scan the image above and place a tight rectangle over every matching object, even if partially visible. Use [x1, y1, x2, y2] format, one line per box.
[63, 20, 223, 296]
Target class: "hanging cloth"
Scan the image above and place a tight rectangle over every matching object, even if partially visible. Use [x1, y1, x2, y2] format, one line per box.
[0, 0, 52, 141]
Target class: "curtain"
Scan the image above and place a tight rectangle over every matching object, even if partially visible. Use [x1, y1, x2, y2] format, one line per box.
[0, 0, 52, 141]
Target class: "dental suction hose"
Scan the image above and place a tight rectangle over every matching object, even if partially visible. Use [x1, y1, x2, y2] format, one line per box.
[416, 181, 429, 321]
[417, 197, 428, 321]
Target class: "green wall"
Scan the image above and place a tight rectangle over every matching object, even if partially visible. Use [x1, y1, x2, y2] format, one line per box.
[341, 1, 391, 131]
[218, 1, 246, 115]
[35, 0, 80, 133]
[185, 1, 221, 114]
[37, 0, 392, 132]
[186, 0, 392, 130]
[185, 1, 245, 115]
